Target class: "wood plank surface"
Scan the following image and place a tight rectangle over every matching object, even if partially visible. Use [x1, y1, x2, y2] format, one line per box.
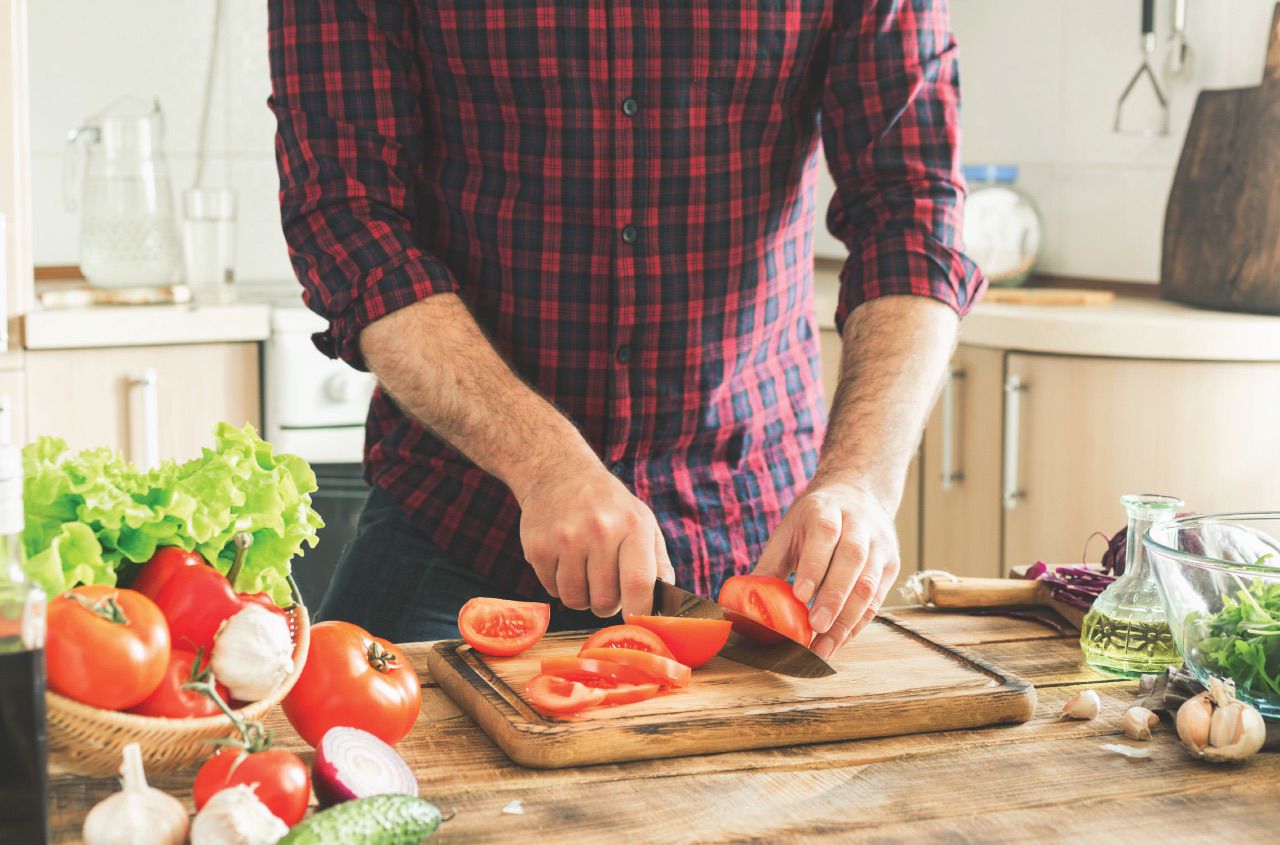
[46, 608, 1277, 843]
[429, 617, 1036, 768]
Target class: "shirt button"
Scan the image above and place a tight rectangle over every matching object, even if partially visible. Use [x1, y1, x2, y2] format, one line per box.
[616, 344, 632, 364]
[620, 225, 639, 244]
[621, 97, 639, 117]
[609, 461, 626, 477]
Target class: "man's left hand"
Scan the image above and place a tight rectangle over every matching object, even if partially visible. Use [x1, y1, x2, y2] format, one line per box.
[753, 480, 900, 660]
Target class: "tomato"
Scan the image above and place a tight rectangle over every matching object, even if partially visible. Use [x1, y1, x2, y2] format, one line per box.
[130, 547, 206, 600]
[458, 598, 550, 656]
[598, 681, 661, 706]
[194, 748, 311, 826]
[540, 656, 656, 686]
[525, 674, 607, 714]
[283, 621, 422, 747]
[579, 624, 675, 659]
[128, 648, 229, 719]
[717, 574, 813, 647]
[579, 647, 691, 689]
[151, 564, 244, 655]
[46, 586, 170, 710]
[625, 615, 733, 669]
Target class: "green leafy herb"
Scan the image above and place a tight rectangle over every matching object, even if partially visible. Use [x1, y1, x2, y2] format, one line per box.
[1186, 557, 1280, 706]
[22, 423, 323, 604]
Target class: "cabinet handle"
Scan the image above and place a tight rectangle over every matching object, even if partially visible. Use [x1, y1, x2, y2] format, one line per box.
[940, 369, 966, 490]
[132, 368, 160, 469]
[1002, 374, 1027, 509]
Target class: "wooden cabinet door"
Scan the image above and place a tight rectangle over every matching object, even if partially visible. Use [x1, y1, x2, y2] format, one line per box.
[921, 345, 1005, 578]
[26, 343, 260, 462]
[819, 327, 921, 600]
[1002, 354, 1280, 572]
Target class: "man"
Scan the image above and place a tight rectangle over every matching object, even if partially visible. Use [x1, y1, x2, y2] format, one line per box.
[268, 0, 983, 658]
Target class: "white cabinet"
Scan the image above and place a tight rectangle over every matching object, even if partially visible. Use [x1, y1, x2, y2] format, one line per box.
[25, 343, 260, 463]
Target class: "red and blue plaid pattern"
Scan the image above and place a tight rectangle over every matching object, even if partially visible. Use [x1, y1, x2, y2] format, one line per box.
[269, 0, 983, 600]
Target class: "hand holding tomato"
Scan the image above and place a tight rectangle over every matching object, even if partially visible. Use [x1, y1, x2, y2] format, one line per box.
[752, 481, 900, 658]
[283, 621, 421, 747]
[46, 586, 170, 710]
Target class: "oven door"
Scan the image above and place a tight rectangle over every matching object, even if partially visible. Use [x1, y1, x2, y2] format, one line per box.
[294, 463, 370, 610]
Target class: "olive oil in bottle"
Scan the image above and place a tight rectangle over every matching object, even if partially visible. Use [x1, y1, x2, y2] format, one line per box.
[1079, 494, 1184, 679]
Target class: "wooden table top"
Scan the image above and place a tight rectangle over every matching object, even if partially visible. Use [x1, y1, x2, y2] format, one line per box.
[48, 607, 1280, 843]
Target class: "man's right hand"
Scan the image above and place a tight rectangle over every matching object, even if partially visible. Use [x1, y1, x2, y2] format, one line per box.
[516, 463, 675, 619]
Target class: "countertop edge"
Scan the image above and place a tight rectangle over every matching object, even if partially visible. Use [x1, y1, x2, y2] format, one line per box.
[22, 303, 272, 350]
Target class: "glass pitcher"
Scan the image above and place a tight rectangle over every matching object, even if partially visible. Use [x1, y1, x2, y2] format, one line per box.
[64, 97, 181, 287]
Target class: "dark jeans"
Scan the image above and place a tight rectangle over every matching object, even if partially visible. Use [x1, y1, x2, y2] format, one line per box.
[316, 486, 619, 643]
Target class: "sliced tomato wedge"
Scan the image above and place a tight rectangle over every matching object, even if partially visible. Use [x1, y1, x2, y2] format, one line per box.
[718, 575, 813, 647]
[579, 647, 691, 689]
[579, 624, 675, 658]
[540, 656, 656, 687]
[458, 598, 550, 657]
[525, 673, 608, 714]
[625, 615, 733, 669]
[598, 681, 661, 706]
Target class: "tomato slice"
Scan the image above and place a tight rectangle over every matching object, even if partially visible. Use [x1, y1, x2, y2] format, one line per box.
[625, 615, 733, 669]
[598, 681, 661, 706]
[525, 674, 608, 714]
[540, 656, 656, 687]
[579, 647, 691, 689]
[717, 575, 813, 647]
[579, 624, 675, 659]
[458, 598, 550, 657]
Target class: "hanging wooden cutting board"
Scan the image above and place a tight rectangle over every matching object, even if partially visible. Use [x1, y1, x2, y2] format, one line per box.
[1160, 4, 1280, 313]
[429, 617, 1036, 769]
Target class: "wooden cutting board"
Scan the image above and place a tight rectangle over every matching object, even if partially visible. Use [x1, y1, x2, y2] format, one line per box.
[429, 616, 1036, 769]
[1160, 4, 1280, 313]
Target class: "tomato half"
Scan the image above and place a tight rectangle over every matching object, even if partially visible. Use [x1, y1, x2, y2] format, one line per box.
[579, 647, 691, 688]
[579, 624, 675, 659]
[458, 598, 550, 657]
[540, 656, 656, 686]
[194, 748, 311, 826]
[130, 547, 206, 600]
[46, 586, 170, 710]
[282, 621, 422, 748]
[525, 674, 608, 714]
[717, 575, 813, 647]
[128, 648, 229, 719]
[625, 615, 733, 668]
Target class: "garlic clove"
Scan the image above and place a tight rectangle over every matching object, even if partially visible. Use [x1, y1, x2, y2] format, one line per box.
[1122, 706, 1159, 741]
[83, 743, 188, 845]
[1176, 691, 1213, 754]
[1062, 689, 1101, 720]
[191, 784, 288, 845]
[1201, 701, 1266, 763]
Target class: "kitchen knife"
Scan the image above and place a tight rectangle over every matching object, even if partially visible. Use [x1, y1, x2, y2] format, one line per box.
[652, 580, 835, 678]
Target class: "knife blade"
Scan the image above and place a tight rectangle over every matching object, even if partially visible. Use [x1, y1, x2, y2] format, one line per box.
[652, 580, 835, 678]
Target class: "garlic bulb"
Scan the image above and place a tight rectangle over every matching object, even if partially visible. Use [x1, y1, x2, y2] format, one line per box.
[1062, 689, 1101, 720]
[82, 743, 188, 845]
[190, 785, 288, 845]
[212, 603, 294, 702]
[1122, 706, 1159, 741]
[1176, 676, 1266, 763]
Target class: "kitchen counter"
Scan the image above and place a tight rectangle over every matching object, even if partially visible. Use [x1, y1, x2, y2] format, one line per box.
[813, 266, 1280, 361]
[22, 302, 271, 350]
[47, 608, 1280, 842]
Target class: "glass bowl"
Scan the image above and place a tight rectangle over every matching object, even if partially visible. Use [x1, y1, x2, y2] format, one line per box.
[1145, 513, 1280, 720]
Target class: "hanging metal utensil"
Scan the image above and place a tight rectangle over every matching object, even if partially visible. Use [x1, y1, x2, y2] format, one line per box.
[1164, 0, 1194, 84]
[1113, 0, 1170, 136]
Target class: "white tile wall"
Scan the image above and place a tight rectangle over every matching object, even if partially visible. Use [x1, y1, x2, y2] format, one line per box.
[27, 0, 288, 281]
[26, 0, 1280, 285]
[814, 0, 1279, 283]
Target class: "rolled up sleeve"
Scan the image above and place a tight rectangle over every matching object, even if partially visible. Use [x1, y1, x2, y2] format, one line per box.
[821, 0, 985, 331]
[269, 0, 456, 370]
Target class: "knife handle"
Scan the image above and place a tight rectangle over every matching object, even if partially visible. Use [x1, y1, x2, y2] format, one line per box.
[924, 576, 1048, 609]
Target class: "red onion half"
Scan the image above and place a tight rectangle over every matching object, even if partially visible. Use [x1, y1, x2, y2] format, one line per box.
[313, 726, 419, 808]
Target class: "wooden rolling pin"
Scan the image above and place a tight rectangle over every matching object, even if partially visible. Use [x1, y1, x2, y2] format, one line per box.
[914, 573, 1087, 629]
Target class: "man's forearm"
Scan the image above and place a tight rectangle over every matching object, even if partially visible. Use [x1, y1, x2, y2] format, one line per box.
[359, 293, 598, 501]
[815, 295, 959, 508]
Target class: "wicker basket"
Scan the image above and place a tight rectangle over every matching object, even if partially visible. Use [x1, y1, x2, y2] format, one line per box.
[47, 601, 311, 778]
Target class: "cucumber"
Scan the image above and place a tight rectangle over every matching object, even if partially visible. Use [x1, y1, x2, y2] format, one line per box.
[278, 794, 442, 845]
